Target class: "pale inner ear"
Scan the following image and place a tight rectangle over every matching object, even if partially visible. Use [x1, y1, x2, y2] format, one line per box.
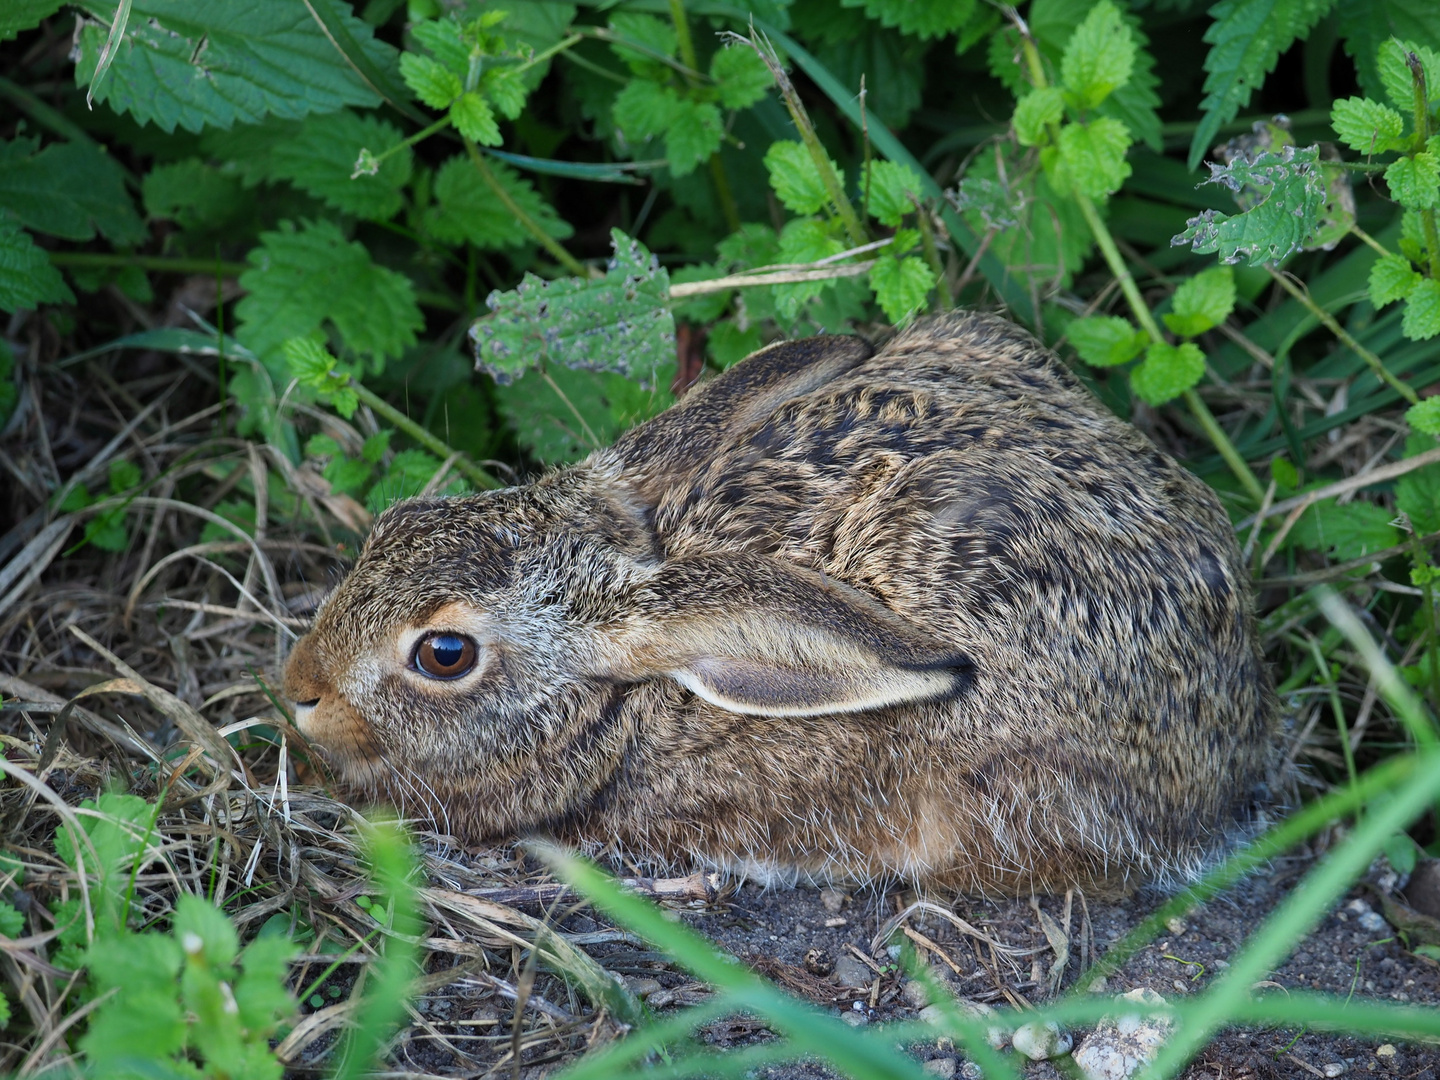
[602, 554, 972, 717]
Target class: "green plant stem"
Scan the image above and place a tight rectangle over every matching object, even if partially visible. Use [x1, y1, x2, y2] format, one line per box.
[349, 380, 502, 490]
[1349, 224, 1393, 258]
[667, 0, 700, 76]
[514, 32, 584, 77]
[1181, 388, 1266, 501]
[367, 115, 451, 170]
[1406, 55, 1440, 279]
[1265, 266, 1420, 405]
[911, 195, 951, 311]
[48, 252, 250, 276]
[464, 141, 588, 277]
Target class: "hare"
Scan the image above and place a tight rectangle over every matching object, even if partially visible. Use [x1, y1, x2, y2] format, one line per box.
[283, 312, 1278, 898]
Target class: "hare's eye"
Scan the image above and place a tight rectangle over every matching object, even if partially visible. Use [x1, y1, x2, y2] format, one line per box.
[413, 633, 478, 680]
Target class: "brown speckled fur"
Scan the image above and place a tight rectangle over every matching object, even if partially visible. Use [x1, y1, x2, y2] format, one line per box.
[284, 313, 1278, 898]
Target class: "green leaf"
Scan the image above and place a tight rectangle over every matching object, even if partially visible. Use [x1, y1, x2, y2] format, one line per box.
[236, 220, 422, 375]
[607, 12, 677, 73]
[1, 0, 63, 40]
[1338, 1, 1440, 104]
[482, 67, 529, 119]
[1013, 87, 1065, 147]
[665, 99, 723, 177]
[811, 19, 930, 130]
[1386, 152, 1440, 209]
[472, 229, 674, 384]
[711, 44, 771, 109]
[1377, 37, 1440, 112]
[1172, 145, 1328, 265]
[0, 217, 73, 313]
[142, 160, 248, 233]
[401, 51, 462, 108]
[1187, 0, 1335, 170]
[284, 337, 358, 419]
[1402, 277, 1440, 340]
[495, 361, 675, 464]
[1287, 498, 1401, 559]
[423, 157, 572, 250]
[173, 894, 239, 968]
[450, 91, 502, 145]
[1055, 117, 1133, 199]
[1405, 398, 1440, 438]
[707, 319, 763, 369]
[1330, 96, 1406, 154]
[366, 449, 464, 513]
[1164, 265, 1237, 337]
[869, 254, 935, 323]
[866, 160, 925, 227]
[234, 935, 298, 1035]
[1068, 315, 1148, 367]
[409, 18, 468, 76]
[0, 138, 145, 244]
[1370, 252, 1422, 306]
[72, 0, 398, 133]
[772, 217, 846, 318]
[0, 901, 23, 938]
[80, 931, 187, 1066]
[109, 459, 142, 493]
[764, 141, 840, 216]
[613, 79, 680, 143]
[1060, 0, 1136, 109]
[839, 0, 979, 40]
[1131, 340, 1206, 405]
[265, 110, 412, 221]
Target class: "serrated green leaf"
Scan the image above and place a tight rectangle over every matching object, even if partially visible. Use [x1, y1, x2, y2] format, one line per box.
[613, 79, 680, 143]
[0, 901, 24, 938]
[472, 229, 674, 384]
[707, 319, 763, 369]
[665, 99, 723, 176]
[80, 932, 187, 1065]
[1172, 145, 1328, 265]
[839, 0, 978, 40]
[2, 0, 63, 40]
[1131, 340, 1206, 405]
[1402, 277, 1440, 340]
[1013, 87, 1064, 148]
[1338, 1, 1440, 105]
[1164, 265, 1237, 337]
[0, 138, 145, 244]
[423, 157, 572, 250]
[0, 217, 73, 313]
[717, 222, 780, 270]
[711, 44, 771, 110]
[451, 91, 501, 145]
[772, 217, 846, 318]
[1068, 315, 1148, 367]
[72, 0, 398, 133]
[1187, 0, 1335, 170]
[1330, 96, 1406, 154]
[1061, 0, 1135, 109]
[1377, 37, 1440, 112]
[1287, 498, 1400, 559]
[607, 12, 676, 73]
[1056, 117, 1133, 199]
[947, 177, 1022, 229]
[401, 51, 462, 108]
[109, 459, 142, 493]
[865, 161, 925, 227]
[367, 449, 464, 513]
[410, 18, 468, 76]
[236, 220, 422, 375]
[142, 160, 248, 233]
[1405, 398, 1440, 438]
[174, 894, 239, 968]
[869, 254, 935, 323]
[483, 67, 529, 119]
[1386, 152, 1440, 209]
[1370, 252, 1422, 306]
[265, 110, 412, 221]
[234, 935, 298, 1035]
[812, 19, 929, 130]
[495, 361, 675, 464]
[765, 141, 841, 216]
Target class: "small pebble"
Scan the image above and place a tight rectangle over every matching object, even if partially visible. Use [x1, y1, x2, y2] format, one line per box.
[1358, 912, 1387, 931]
[1074, 987, 1174, 1080]
[841, 1010, 868, 1027]
[1164, 916, 1188, 935]
[1324, 1064, 1347, 1077]
[820, 887, 849, 913]
[901, 979, 933, 1008]
[804, 948, 835, 977]
[1376, 1044, 1397, 1058]
[624, 977, 662, 998]
[960, 1063, 983, 1080]
[922, 1057, 958, 1079]
[887, 944, 904, 961]
[1011, 1020, 1072, 1060]
[832, 952, 874, 987]
[1346, 898, 1374, 916]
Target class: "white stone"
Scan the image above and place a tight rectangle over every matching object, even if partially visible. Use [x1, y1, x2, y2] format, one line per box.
[1011, 1020, 1072, 1060]
[922, 1058, 958, 1078]
[1074, 988, 1175, 1080]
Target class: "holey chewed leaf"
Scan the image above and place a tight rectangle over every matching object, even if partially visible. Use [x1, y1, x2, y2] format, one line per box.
[1171, 144, 1327, 265]
[471, 229, 675, 385]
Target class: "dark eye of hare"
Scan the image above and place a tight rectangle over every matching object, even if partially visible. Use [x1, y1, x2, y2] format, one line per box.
[413, 633, 478, 679]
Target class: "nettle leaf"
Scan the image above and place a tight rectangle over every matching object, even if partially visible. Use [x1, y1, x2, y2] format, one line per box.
[0, 217, 73, 312]
[1287, 498, 1400, 560]
[1013, 87, 1065, 148]
[866, 161, 926, 227]
[1377, 37, 1440, 112]
[608, 13, 677, 73]
[367, 449, 466, 514]
[471, 228, 674, 385]
[1331, 96, 1406, 154]
[613, 79, 680, 143]
[711, 44, 771, 110]
[1172, 144, 1327, 265]
[2, 0, 64, 41]
[72, 0, 397, 133]
[773, 217, 846, 318]
[1164, 265, 1237, 337]
[947, 176, 1022, 229]
[1402, 277, 1440, 340]
[1370, 252, 1422, 306]
[1188, 0, 1335, 170]
[495, 360, 675, 465]
[1068, 315, 1148, 367]
[266, 110, 412, 221]
[424, 156, 572, 250]
[0, 138, 144, 244]
[451, 91, 502, 145]
[483, 68, 529, 119]
[869, 254, 935, 323]
[1131, 341, 1206, 405]
[401, 52, 462, 108]
[237, 220, 422, 374]
[143, 160, 248, 233]
[665, 99, 724, 177]
[1405, 399, 1440, 438]
[1386, 152, 1440, 209]
[409, 18, 468, 75]
[765, 141, 841, 216]
[174, 894, 239, 969]
[839, 0, 978, 40]
[1061, 0, 1136, 109]
[1055, 117, 1133, 199]
[79, 932, 187, 1066]
[1338, 0, 1440, 103]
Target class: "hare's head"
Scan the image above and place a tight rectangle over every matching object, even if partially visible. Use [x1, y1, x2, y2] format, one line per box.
[282, 457, 972, 829]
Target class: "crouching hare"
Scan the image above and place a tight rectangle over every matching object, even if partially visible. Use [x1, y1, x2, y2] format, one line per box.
[284, 312, 1277, 898]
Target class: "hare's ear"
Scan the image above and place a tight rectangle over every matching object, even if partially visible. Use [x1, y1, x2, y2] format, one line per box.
[600, 553, 971, 717]
[612, 335, 873, 502]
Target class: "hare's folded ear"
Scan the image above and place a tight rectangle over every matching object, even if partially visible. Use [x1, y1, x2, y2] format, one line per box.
[612, 335, 873, 502]
[599, 553, 972, 717]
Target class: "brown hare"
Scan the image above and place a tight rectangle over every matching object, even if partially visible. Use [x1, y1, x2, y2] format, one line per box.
[283, 312, 1277, 898]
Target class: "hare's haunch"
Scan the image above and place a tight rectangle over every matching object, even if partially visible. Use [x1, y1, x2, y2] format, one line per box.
[284, 313, 1277, 897]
